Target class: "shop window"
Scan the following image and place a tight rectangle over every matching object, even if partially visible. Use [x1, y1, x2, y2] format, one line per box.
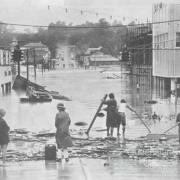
[176, 33, 180, 47]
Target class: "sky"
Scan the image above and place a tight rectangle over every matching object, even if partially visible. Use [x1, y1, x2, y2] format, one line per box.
[0, 0, 180, 32]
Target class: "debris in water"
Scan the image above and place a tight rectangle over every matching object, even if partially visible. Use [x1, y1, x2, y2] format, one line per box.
[97, 112, 105, 117]
[5, 129, 180, 162]
[144, 100, 158, 104]
[74, 122, 88, 126]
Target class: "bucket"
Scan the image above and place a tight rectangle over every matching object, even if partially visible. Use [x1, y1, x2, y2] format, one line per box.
[45, 144, 56, 160]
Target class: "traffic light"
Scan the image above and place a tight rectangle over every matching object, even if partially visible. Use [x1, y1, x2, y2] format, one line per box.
[11, 49, 24, 62]
[122, 50, 129, 61]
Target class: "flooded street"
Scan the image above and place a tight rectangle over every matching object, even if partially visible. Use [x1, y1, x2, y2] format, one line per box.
[1, 159, 180, 180]
[1, 66, 180, 179]
[0, 65, 179, 137]
[1, 1, 180, 179]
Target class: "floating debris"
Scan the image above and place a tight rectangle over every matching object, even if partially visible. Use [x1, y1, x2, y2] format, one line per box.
[97, 112, 105, 117]
[74, 122, 88, 126]
[4, 129, 180, 162]
[144, 100, 158, 104]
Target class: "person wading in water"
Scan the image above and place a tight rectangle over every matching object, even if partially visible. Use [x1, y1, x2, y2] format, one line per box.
[55, 103, 73, 162]
[102, 93, 117, 137]
[0, 109, 10, 164]
[115, 99, 133, 139]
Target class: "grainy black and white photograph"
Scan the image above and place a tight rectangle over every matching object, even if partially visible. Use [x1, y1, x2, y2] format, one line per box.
[0, 0, 180, 179]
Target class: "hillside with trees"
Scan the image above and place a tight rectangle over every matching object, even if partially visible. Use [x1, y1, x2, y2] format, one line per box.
[0, 19, 128, 58]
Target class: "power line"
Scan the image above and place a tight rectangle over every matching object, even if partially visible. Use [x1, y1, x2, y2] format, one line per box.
[129, 48, 180, 50]
[46, 4, 141, 22]
[0, 18, 180, 29]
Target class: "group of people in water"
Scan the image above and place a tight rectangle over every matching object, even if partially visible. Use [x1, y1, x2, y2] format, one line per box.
[0, 94, 129, 164]
[102, 93, 132, 138]
[1, 93, 180, 163]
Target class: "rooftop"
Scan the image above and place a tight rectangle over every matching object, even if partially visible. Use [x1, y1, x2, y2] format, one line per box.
[85, 46, 102, 55]
[90, 54, 119, 62]
[24, 42, 48, 49]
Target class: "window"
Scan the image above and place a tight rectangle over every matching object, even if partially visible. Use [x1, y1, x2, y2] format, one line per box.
[176, 33, 180, 47]
[8, 71, 11, 75]
[4, 71, 7, 76]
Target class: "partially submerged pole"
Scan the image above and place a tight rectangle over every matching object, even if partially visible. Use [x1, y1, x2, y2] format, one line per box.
[33, 49, 36, 78]
[163, 124, 178, 134]
[175, 113, 180, 144]
[86, 94, 108, 135]
[26, 49, 29, 82]
[178, 124, 180, 145]
[129, 107, 151, 134]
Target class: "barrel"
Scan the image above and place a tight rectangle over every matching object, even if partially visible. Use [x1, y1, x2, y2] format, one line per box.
[45, 144, 56, 160]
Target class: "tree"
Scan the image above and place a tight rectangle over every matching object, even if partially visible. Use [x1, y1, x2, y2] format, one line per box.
[0, 21, 14, 47]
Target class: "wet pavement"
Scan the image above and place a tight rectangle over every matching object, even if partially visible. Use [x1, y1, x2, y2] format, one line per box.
[1, 158, 180, 180]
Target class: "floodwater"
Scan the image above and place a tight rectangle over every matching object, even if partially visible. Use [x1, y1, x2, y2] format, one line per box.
[0, 65, 179, 137]
[1, 65, 180, 179]
[0, 159, 180, 180]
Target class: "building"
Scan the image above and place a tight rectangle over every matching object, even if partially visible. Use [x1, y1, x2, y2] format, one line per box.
[80, 47, 119, 67]
[0, 48, 12, 95]
[152, 3, 180, 94]
[23, 42, 51, 65]
[89, 53, 119, 66]
[126, 23, 153, 92]
[56, 45, 77, 69]
[127, 23, 152, 66]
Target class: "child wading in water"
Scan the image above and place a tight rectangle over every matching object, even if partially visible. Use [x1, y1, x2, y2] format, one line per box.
[116, 99, 133, 139]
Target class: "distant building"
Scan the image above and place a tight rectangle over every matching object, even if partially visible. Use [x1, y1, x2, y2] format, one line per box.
[81, 47, 119, 67]
[89, 52, 119, 66]
[56, 45, 77, 69]
[152, 3, 180, 94]
[23, 42, 51, 65]
[0, 48, 12, 95]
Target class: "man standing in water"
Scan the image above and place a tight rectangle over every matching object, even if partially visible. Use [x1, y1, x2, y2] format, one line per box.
[55, 103, 73, 162]
[102, 93, 117, 137]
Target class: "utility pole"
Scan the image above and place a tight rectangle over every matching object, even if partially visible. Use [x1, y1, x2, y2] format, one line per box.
[41, 60, 44, 75]
[26, 49, 29, 82]
[175, 78, 178, 116]
[16, 44, 20, 77]
[33, 49, 36, 78]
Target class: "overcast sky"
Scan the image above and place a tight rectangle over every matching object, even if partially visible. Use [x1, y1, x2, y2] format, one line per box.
[0, 0, 180, 31]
